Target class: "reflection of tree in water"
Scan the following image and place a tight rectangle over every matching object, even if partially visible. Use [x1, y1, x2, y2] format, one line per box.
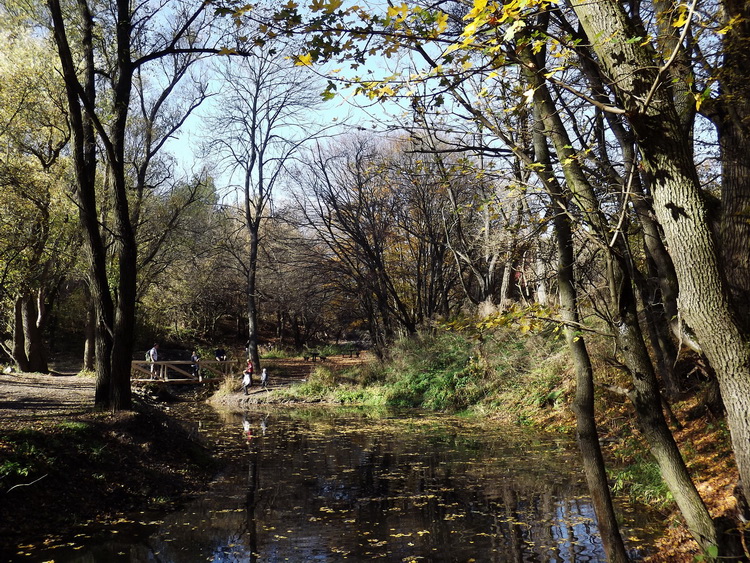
[243, 416, 260, 562]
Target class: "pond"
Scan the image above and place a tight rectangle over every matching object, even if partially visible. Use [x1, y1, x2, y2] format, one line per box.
[22, 405, 654, 562]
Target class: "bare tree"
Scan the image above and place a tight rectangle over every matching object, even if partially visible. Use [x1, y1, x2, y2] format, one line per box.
[205, 47, 329, 375]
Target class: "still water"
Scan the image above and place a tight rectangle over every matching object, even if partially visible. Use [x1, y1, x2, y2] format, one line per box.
[25, 406, 651, 562]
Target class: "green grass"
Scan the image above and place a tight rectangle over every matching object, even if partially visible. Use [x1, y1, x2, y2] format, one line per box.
[609, 457, 674, 510]
[261, 347, 295, 359]
[272, 328, 571, 416]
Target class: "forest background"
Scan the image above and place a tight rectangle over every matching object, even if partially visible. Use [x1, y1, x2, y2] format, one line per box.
[2, 0, 750, 560]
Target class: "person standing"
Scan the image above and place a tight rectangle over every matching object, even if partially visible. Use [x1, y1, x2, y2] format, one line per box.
[190, 350, 200, 379]
[260, 367, 268, 388]
[148, 343, 159, 379]
[242, 360, 253, 394]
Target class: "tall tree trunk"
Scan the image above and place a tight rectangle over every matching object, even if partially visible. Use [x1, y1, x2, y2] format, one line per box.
[530, 98, 629, 561]
[21, 293, 48, 373]
[12, 296, 30, 372]
[246, 225, 261, 377]
[715, 0, 750, 332]
[611, 254, 720, 553]
[569, 0, 748, 553]
[49, 0, 131, 411]
[83, 284, 96, 371]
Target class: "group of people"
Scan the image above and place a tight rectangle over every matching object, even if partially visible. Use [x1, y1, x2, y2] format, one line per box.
[146, 344, 269, 390]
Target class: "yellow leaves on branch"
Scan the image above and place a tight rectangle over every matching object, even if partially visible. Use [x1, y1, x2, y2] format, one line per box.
[442, 0, 558, 58]
[671, 3, 691, 28]
[717, 14, 743, 35]
[387, 3, 409, 22]
[435, 12, 449, 34]
[441, 304, 550, 337]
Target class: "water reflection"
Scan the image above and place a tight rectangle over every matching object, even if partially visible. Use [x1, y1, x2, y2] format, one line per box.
[23, 407, 648, 562]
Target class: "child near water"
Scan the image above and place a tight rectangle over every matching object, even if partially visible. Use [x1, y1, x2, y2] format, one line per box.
[242, 361, 253, 394]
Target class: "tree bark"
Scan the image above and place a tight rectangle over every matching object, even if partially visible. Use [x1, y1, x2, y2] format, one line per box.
[12, 296, 30, 372]
[83, 284, 96, 371]
[715, 0, 750, 332]
[21, 292, 48, 373]
[246, 225, 261, 380]
[569, 0, 750, 552]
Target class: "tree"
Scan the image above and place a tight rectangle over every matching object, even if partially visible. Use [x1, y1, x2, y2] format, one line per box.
[0, 17, 79, 373]
[45, 0, 233, 410]
[205, 47, 329, 373]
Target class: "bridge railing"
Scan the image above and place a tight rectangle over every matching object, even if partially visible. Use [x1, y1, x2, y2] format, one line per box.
[131, 360, 241, 383]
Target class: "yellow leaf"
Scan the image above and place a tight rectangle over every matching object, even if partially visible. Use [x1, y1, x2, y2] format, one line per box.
[444, 42, 461, 55]
[694, 92, 704, 111]
[435, 11, 449, 33]
[672, 14, 688, 27]
[295, 53, 313, 66]
[503, 19, 526, 41]
[464, 20, 479, 36]
[464, 0, 488, 21]
[672, 6, 689, 28]
[718, 15, 742, 35]
[387, 3, 409, 20]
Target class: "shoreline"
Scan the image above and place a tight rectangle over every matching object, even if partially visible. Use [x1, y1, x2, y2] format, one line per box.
[0, 388, 219, 558]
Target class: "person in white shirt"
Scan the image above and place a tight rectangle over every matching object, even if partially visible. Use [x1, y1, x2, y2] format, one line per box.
[148, 344, 159, 379]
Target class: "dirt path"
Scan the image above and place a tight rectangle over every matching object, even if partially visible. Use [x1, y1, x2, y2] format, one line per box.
[0, 354, 368, 425]
[0, 372, 95, 429]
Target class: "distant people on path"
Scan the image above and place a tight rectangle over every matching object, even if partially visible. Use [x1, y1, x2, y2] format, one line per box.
[260, 367, 268, 388]
[147, 343, 159, 379]
[215, 348, 227, 362]
[243, 360, 254, 394]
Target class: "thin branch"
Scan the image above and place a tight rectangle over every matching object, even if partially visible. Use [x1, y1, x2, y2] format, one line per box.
[7, 474, 47, 493]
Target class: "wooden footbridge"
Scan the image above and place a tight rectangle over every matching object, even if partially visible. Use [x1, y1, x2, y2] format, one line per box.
[131, 360, 239, 384]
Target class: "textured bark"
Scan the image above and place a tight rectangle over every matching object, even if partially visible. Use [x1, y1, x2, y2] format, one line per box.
[20, 293, 48, 374]
[715, 0, 750, 332]
[569, 0, 750, 552]
[246, 224, 261, 380]
[11, 297, 30, 372]
[523, 34, 721, 554]
[83, 285, 96, 371]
